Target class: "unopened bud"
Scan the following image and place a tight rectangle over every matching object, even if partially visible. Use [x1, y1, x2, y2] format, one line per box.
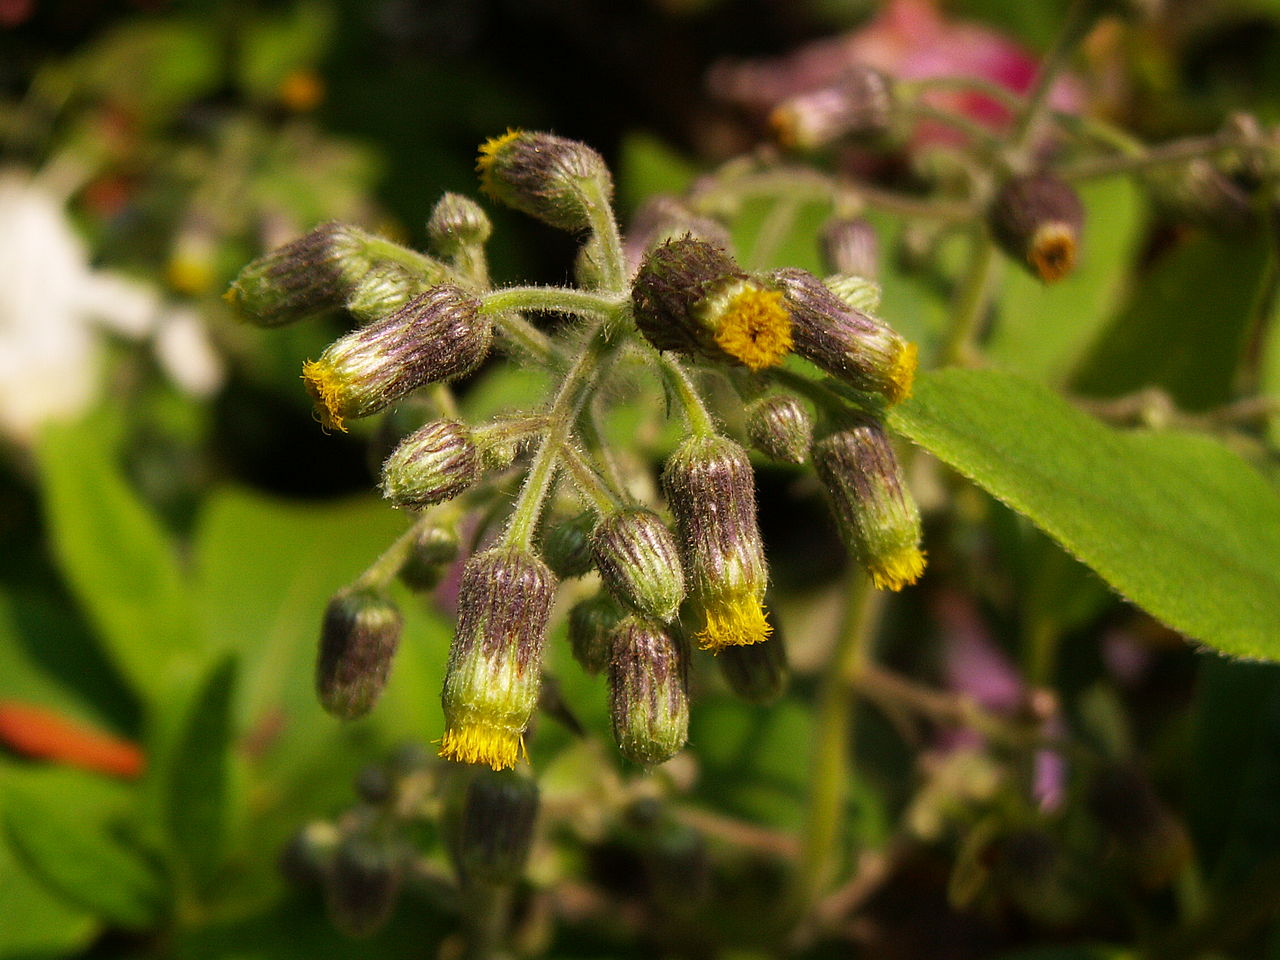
[280, 820, 340, 887]
[381, 420, 480, 508]
[632, 238, 793, 372]
[609, 615, 690, 766]
[445, 768, 540, 885]
[567, 591, 628, 675]
[227, 222, 373, 326]
[745, 393, 812, 464]
[476, 129, 612, 233]
[591, 507, 685, 622]
[768, 267, 916, 405]
[624, 195, 734, 273]
[325, 834, 403, 938]
[345, 262, 437, 322]
[316, 588, 404, 720]
[303, 284, 492, 432]
[426, 192, 492, 257]
[989, 173, 1084, 283]
[541, 510, 599, 579]
[821, 216, 879, 278]
[1143, 159, 1255, 233]
[811, 418, 925, 591]
[769, 67, 894, 150]
[825, 274, 882, 314]
[440, 547, 557, 770]
[662, 435, 771, 652]
[718, 616, 788, 703]
[397, 523, 461, 591]
[355, 764, 394, 805]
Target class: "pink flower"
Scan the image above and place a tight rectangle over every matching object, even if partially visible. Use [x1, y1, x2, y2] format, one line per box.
[709, 0, 1083, 146]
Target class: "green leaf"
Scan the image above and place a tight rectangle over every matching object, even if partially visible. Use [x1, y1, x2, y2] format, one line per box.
[617, 132, 699, 215]
[167, 656, 238, 895]
[988, 176, 1143, 383]
[888, 368, 1280, 658]
[1071, 230, 1271, 410]
[0, 832, 98, 959]
[237, 3, 334, 99]
[37, 415, 195, 701]
[1, 767, 167, 930]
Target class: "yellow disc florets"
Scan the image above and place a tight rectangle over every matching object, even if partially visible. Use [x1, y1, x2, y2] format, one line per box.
[885, 341, 918, 405]
[302, 359, 348, 433]
[476, 129, 522, 193]
[439, 721, 524, 771]
[709, 284, 794, 371]
[696, 592, 773, 653]
[868, 545, 927, 592]
[1029, 222, 1078, 284]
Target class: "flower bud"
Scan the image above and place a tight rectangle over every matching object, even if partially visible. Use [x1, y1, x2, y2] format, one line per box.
[316, 588, 404, 720]
[662, 435, 771, 652]
[718, 614, 789, 704]
[768, 67, 894, 150]
[325, 834, 403, 938]
[426, 192, 493, 257]
[820, 215, 879, 279]
[280, 820, 340, 887]
[745, 393, 812, 464]
[632, 238, 793, 372]
[811, 418, 925, 591]
[591, 507, 685, 622]
[1142, 159, 1255, 233]
[825, 274, 882, 314]
[989, 173, 1085, 283]
[540, 509, 599, 579]
[445, 768, 540, 885]
[227, 222, 373, 326]
[344, 262, 434, 322]
[381, 420, 480, 509]
[624, 195, 734, 273]
[476, 129, 612, 233]
[608, 615, 689, 766]
[440, 547, 557, 770]
[567, 591, 627, 675]
[303, 284, 492, 431]
[397, 523, 461, 591]
[767, 267, 916, 405]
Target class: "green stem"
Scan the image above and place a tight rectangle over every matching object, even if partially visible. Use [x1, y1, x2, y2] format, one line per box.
[561, 443, 625, 513]
[792, 572, 884, 917]
[938, 233, 998, 368]
[582, 175, 628, 294]
[578, 401, 630, 494]
[1060, 132, 1238, 181]
[353, 515, 433, 590]
[461, 882, 512, 960]
[1237, 200, 1280, 399]
[502, 325, 619, 548]
[655, 354, 717, 436]
[1010, 0, 1094, 152]
[481, 285, 623, 320]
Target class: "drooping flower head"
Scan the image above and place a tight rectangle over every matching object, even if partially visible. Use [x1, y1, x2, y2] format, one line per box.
[440, 546, 557, 770]
[662, 434, 772, 652]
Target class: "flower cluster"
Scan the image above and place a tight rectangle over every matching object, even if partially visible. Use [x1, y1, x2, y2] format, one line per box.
[229, 129, 926, 773]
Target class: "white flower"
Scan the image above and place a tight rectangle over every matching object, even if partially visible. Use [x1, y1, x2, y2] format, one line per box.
[0, 168, 224, 444]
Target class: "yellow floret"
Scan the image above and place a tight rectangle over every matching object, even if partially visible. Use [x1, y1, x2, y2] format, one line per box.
[438, 722, 523, 771]
[476, 129, 523, 190]
[1029, 222, 1077, 284]
[712, 287, 794, 372]
[868, 546, 927, 592]
[696, 592, 773, 653]
[301, 359, 348, 433]
[886, 341, 918, 405]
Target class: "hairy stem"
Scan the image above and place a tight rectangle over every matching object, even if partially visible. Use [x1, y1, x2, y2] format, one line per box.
[655, 353, 717, 436]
